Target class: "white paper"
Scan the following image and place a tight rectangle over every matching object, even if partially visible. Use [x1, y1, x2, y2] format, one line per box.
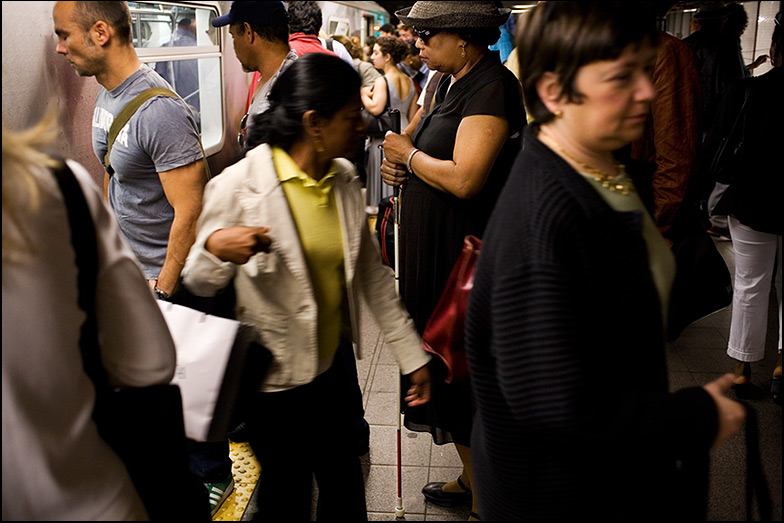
[158, 301, 240, 442]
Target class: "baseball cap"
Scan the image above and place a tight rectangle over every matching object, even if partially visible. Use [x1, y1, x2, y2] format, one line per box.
[211, 1, 288, 28]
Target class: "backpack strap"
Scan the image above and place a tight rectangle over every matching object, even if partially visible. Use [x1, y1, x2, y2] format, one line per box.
[325, 38, 334, 52]
[104, 87, 211, 179]
[105, 87, 178, 175]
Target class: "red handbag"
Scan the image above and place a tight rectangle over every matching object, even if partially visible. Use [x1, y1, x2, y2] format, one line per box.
[422, 235, 482, 383]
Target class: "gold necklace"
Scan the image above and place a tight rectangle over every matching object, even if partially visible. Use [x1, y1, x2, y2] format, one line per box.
[539, 129, 635, 195]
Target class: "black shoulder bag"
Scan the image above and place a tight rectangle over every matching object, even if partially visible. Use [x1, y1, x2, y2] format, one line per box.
[363, 76, 397, 138]
[708, 85, 751, 186]
[53, 161, 210, 520]
[710, 85, 751, 217]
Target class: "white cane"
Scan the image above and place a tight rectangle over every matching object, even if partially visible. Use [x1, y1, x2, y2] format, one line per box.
[393, 184, 404, 518]
[386, 110, 406, 518]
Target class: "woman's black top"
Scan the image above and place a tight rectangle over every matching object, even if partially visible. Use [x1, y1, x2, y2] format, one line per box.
[399, 50, 524, 445]
[402, 50, 524, 333]
[709, 66, 783, 235]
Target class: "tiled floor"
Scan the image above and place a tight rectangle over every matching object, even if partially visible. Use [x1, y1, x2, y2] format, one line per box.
[238, 237, 781, 521]
[358, 328, 472, 521]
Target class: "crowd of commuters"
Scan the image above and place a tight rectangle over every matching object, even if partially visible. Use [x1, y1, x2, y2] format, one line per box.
[2, 0, 781, 521]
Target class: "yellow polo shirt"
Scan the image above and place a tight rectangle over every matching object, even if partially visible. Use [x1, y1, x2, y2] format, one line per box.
[273, 147, 349, 365]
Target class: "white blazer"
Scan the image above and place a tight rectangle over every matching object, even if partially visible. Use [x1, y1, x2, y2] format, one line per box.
[182, 144, 429, 391]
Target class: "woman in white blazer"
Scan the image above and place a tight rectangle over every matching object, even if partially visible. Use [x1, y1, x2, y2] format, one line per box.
[182, 54, 431, 521]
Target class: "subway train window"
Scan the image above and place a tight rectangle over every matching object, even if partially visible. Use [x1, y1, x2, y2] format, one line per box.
[327, 16, 351, 37]
[129, 3, 218, 49]
[129, 2, 223, 153]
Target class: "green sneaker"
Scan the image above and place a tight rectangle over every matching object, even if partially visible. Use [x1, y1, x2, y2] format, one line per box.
[205, 476, 234, 516]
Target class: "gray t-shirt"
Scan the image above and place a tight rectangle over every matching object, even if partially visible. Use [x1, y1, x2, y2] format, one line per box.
[92, 65, 203, 278]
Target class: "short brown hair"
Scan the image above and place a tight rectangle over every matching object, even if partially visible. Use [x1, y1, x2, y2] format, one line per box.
[516, 1, 658, 124]
[74, 1, 132, 46]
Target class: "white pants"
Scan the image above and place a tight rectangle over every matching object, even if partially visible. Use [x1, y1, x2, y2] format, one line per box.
[727, 216, 783, 362]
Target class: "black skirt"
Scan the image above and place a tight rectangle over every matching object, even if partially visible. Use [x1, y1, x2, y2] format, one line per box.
[398, 176, 478, 446]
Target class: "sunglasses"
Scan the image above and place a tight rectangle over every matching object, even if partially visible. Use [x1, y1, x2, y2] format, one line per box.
[414, 27, 441, 43]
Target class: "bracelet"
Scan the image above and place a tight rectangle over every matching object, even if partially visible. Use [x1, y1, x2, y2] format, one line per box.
[406, 148, 420, 173]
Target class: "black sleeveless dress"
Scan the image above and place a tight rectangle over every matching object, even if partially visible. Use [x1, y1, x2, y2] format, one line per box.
[399, 51, 524, 445]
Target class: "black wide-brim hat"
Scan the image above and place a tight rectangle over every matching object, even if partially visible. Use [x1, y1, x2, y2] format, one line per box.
[396, 1, 511, 29]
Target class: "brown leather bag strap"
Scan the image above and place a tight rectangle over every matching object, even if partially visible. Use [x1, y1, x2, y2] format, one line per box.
[421, 71, 446, 119]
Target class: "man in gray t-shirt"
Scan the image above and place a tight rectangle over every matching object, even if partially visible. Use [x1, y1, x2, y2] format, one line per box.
[54, 1, 207, 300]
[93, 65, 203, 278]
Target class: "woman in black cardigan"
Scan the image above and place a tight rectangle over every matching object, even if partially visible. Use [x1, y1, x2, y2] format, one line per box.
[465, 3, 745, 520]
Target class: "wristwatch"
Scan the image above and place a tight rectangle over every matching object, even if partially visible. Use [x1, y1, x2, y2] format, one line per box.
[153, 286, 170, 301]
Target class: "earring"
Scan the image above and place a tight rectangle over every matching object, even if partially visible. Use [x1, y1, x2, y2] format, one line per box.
[315, 135, 325, 153]
[554, 110, 563, 119]
[460, 45, 466, 58]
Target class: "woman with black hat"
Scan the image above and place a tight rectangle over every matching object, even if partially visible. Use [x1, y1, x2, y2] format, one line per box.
[381, 2, 525, 519]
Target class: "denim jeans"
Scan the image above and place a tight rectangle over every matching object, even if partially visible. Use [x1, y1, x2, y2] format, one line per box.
[186, 439, 232, 483]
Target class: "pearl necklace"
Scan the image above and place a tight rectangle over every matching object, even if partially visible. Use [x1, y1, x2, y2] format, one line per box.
[539, 130, 635, 196]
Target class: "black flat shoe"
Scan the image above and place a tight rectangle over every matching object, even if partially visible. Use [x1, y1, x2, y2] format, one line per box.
[422, 478, 472, 507]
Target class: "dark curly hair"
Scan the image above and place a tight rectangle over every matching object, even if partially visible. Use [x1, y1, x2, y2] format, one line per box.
[375, 35, 410, 64]
[287, 1, 322, 35]
[722, 3, 749, 37]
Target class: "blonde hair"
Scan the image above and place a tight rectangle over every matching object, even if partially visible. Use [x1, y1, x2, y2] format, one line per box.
[2, 109, 61, 261]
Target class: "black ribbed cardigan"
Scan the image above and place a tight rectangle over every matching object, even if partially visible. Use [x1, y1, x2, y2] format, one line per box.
[466, 126, 718, 520]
